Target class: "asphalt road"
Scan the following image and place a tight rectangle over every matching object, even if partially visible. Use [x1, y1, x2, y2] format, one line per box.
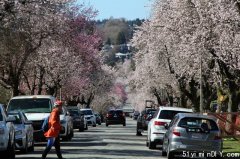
[15, 117, 165, 159]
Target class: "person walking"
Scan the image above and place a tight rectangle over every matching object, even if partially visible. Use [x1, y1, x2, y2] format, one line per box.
[42, 100, 64, 159]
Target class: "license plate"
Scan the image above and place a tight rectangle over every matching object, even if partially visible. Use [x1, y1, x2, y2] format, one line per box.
[191, 133, 202, 139]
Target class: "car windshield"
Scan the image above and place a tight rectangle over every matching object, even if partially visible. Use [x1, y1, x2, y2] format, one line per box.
[8, 113, 22, 124]
[159, 110, 189, 120]
[108, 110, 123, 115]
[146, 109, 156, 114]
[68, 109, 79, 116]
[178, 117, 219, 131]
[8, 98, 52, 113]
[81, 110, 93, 115]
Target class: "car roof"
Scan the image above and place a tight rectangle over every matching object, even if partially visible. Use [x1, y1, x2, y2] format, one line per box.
[109, 109, 123, 111]
[10, 95, 55, 100]
[80, 108, 93, 110]
[159, 106, 193, 112]
[177, 113, 216, 120]
[8, 111, 21, 114]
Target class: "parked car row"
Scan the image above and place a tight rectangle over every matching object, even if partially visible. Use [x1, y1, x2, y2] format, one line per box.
[0, 95, 102, 158]
[135, 106, 223, 159]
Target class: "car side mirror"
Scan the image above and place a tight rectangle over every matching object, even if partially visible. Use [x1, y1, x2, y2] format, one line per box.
[6, 116, 16, 122]
[164, 123, 169, 129]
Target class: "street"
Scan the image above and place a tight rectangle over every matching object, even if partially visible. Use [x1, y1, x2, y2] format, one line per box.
[16, 118, 164, 159]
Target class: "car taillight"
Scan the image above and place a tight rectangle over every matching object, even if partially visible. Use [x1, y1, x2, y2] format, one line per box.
[154, 121, 166, 126]
[107, 114, 112, 118]
[144, 114, 147, 119]
[119, 113, 125, 117]
[172, 129, 181, 136]
[214, 135, 222, 140]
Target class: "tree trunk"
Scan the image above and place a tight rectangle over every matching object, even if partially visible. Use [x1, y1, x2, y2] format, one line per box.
[37, 67, 45, 95]
[151, 87, 163, 105]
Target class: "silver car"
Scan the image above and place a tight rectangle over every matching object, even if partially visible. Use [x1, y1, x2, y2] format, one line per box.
[8, 111, 34, 153]
[60, 106, 74, 141]
[0, 104, 15, 159]
[162, 113, 222, 159]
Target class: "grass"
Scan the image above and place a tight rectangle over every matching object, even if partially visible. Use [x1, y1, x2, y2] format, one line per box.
[223, 137, 240, 154]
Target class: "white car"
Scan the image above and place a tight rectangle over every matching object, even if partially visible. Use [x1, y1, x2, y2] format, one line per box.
[80, 108, 96, 127]
[7, 95, 56, 141]
[0, 104, 15, 159]
[8, 111, 34, 153]
[60, 106, 74, 141]
[146, 106, 193, 149]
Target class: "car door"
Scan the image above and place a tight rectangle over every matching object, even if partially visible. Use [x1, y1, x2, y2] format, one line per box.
[65, 107, 73, 131]
[163, 115, 179, 150]
[22, 112, 33, 142]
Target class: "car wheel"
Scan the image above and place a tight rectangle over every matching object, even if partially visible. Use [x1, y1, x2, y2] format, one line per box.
[79, 127, 84, 132]
[136, 127, 142, 136]
[62, 128, 69, 141]
[106, 123, 109, 127]
[98, 122, 101, 125]
[93, 122, 97, 127]
[162, 149, 167, 156]
[69, 129, 74, 140]
[85, 124, 88, 130]
[28, 138, 34, 152]
[123, 123, 126, 126]
[148, 140, 156, 149]
[167, 144, 174, 159]
[5, 135, 15, 159]
[20, 136, 28, 153]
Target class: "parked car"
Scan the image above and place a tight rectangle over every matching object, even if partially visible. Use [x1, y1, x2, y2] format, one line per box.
[60, 106, 74, 141]
[80, 108, 96, 127]
[136, 108, 156, 136]
[7, 95, 56, 141]
[133, 111, 140, 120]
[94, 113, 102, 125]
[8, 111, 34, 153]
[105, 109, 126, 127]
[0, 104, 15, 159]
[67, 106, 85, 132]
[162, 113, 222, 159]
[146, 107, 193, 149]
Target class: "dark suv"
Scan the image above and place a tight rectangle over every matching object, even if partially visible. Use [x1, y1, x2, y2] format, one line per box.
[136, 108, 156, 136]
[105, 109, 126, 127]
[67, 106, 85, 132]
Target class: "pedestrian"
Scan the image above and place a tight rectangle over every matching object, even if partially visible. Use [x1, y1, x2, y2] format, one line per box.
[42, 100, 65, 159]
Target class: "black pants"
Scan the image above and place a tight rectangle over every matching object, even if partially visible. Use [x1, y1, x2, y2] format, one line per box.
[42, 136, 63, 159]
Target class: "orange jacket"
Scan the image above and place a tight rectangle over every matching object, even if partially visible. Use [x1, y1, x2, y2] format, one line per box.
[44, 108, 61, 138]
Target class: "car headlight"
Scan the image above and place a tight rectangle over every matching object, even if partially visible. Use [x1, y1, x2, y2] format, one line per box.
[15, 130, 22, 136]
[0, 128, 4, 134]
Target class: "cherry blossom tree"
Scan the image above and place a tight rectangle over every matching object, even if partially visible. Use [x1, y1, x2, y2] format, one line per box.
[0, 0, 74, 96]
[131, 0, 240, 115]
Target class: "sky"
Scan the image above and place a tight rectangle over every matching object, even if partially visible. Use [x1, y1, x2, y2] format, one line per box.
[79, 0, 153, 20]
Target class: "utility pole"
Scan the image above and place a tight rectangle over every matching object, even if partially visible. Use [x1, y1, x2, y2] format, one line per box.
[200, 55, 203, 113]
